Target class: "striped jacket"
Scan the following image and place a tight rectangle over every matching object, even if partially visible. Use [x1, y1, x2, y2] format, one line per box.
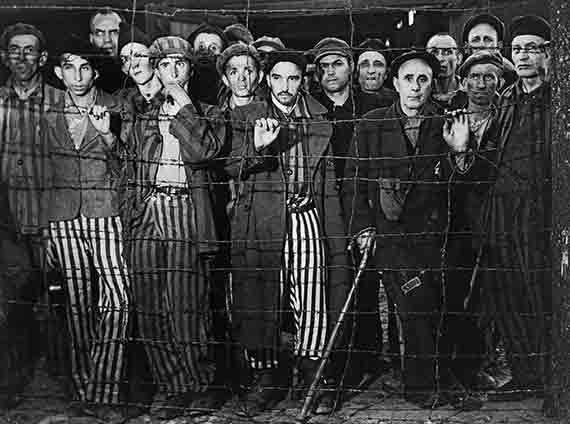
[0, 78, 63, 234]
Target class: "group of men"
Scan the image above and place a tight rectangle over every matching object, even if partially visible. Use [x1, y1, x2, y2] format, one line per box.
[0, 5, 552, 422]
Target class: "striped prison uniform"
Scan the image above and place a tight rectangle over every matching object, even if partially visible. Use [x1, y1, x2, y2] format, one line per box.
[48, 215, 129, 404]
[129, 192, 215, 394]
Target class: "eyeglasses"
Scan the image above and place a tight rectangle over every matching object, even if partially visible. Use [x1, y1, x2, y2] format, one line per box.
[7, 46, 40, 59]
[511, 43, 547, 55]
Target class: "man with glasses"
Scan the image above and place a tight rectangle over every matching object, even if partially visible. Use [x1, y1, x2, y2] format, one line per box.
[426, 33, 463, 108]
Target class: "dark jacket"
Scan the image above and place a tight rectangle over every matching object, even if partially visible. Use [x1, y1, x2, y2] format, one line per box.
[44, 89, 125, 221]
[225, 92, 351, 351]
[120, 91, 226, 255]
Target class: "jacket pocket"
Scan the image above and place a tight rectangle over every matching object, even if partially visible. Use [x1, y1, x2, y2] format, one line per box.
[378, 177, 407, 221]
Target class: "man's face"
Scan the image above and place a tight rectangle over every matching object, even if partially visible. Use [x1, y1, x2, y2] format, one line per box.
[427, 35, 461, 79]
[193, 33, 224, 57]
[393, 59, 432, 112]
[357, 51, 388, 92]
[464, 62, 500, 106]
[267, 61, 303, 107]
[120, 42, 153, 85]
[467, 23, 500, 52]
[222, 55, 260, 99]
[511, 34, 548, 79]
[4, 34, 46, 83]
[318, 54, 352, 94]
[55, 54, 97, 96]
[156, 54, 192, 87]
[89, 13, 121, 56]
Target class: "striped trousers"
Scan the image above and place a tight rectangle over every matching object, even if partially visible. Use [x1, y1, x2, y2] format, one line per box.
[48, 215, 130, 404]
[129, 193, 214, 395]
[248, 204, 328, 369]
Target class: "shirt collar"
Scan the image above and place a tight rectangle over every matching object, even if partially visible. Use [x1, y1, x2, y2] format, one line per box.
[7, 75, 44, 101]
[271, 92, 300, 116]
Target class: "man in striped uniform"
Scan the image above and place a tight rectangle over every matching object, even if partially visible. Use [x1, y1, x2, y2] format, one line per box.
[43, 38, 130, 420]
[226, 49, 350, 415]
[120, 36, 226, 420]
[0, 23, 62, 273]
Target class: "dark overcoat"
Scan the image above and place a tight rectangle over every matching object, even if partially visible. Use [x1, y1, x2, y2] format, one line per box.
[225, 93, 351, 353]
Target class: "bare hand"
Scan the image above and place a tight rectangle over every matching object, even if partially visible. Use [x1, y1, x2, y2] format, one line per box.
[443, 109, 469, 153]
[354, 228, 375, 255]
[88, 105, 111, 135]
[163, 83, 192, 110]
[254, 118, 280, 151]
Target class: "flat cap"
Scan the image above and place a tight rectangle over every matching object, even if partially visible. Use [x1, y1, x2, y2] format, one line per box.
[266, 49, 307, 74]
[52, 34, 102, 68]
[186, 22, 228, 47]
[0, 22, 46, 50]
[311, 37, 352, 63]
[117, 22, 150, 55]
[390, 50, 440, 78]
[149, 36, 193, 63]
[458, 51, 504, 77]
[462, 14, 505, 43]
[224, 23, 254, 45]
[356, 38, 389, 63]
[252, 35, 285, 52]
[216, 43, 262, 75]
[510, 15, 551, 41]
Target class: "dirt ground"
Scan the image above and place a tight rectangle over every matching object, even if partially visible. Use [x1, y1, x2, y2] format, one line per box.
[0, 359, 564, 424]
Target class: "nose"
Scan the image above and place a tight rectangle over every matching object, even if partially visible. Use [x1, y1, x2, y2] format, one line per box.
[411, 80, 421, 91]
[103, 31, 112, 45]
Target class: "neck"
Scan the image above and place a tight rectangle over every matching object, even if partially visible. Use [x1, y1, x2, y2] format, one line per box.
[138, 74, 162, 99]
[231, 94, 254, 108]
[68, 87, 95, 108]
[521, 76, 543, 93]
[400, 101, 420, 117]
[467, 101, 492, 119]
[325, 85, 350, 105]
[434, 74, 457, 94]
[12, 72, 42, 92]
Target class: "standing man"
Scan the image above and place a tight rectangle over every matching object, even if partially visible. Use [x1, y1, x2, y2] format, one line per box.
[344, 50, 474, 408]
[355, 38, 397, 107]
[481, 15, 552, 397]
[426, 33, 463, 108]
[121, 36, 226, 419]
[88, 7, 126, 93]
[45, 39, 130, 420]
[187, 23, 228, 105]
[225, 49, 349, 415]
[462, 13, 517, 88]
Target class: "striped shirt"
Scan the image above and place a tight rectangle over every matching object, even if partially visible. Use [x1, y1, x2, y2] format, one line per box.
[0, 77, 63, 234]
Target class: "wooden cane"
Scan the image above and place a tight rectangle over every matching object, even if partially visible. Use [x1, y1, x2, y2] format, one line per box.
[299, 247, 371, 420]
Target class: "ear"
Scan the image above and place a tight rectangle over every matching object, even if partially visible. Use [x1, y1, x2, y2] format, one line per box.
[93, 69, 99, 81]
[221, 74, 230, 88]
[456, 50, 464, 66]
[392, 76, 400, 94]
[89, 33, 95, 46]
[38, 50, 48, 68]
[258, 70, 265, 84]
[54, 65, 63, 81]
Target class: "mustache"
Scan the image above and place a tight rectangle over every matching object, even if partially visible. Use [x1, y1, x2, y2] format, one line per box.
[278, 91, 292, 96]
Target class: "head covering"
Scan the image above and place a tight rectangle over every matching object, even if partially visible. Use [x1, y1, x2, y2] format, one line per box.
[252, 35, 285, 51]
[356, 38, 389, 64]
[117, 22, 150, 55]
[509, 15, 551, 42]
[311, 37, 352, 63]
[462, 13, 505, 44]
[52, 34, 101, 65]
[390, 50, 440, 79]
[224, 23, 254, 45]
[266, 50, 307, 74]
[458, 51, 504, 77]
[0, 22, 47, 50]
[149, 36, 193, 63]
[216, 43, 262, 75]
[186, 22, 228, 48]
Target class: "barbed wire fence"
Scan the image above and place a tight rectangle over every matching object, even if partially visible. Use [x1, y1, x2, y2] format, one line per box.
[0, 0, 567, 423]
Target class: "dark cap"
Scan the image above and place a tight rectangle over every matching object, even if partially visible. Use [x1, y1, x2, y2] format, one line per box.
[186, 22, 228, 48]
[252, 35, 285, 52]
[0, 22, 47, 50]
[458, 51, 504, 77]
[356, 38, 389, 63]
[117, 23, 150, 55]
[52, 34, 104, 69]
[311, 37, 352, 63]
[390, 50, 440, 79]
[462, 14, 505, 44]
[216, 43, 262, 75]
[266, 50, 307, 74]
[224, 23, 254, 45]
[509, 15, 551, 42]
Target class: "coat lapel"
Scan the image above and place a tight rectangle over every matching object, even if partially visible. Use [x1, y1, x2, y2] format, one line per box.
[304, 94, 333, 179]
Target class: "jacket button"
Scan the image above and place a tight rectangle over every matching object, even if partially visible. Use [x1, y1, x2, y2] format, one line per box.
[286, 169, 293, 176]
[17, 159, 23, 165]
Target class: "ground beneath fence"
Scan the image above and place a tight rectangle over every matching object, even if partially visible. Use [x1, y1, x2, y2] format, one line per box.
[0, 359, 563, 424]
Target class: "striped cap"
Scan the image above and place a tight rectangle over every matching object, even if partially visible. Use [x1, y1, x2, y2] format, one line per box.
[149, 36, 193, 62]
